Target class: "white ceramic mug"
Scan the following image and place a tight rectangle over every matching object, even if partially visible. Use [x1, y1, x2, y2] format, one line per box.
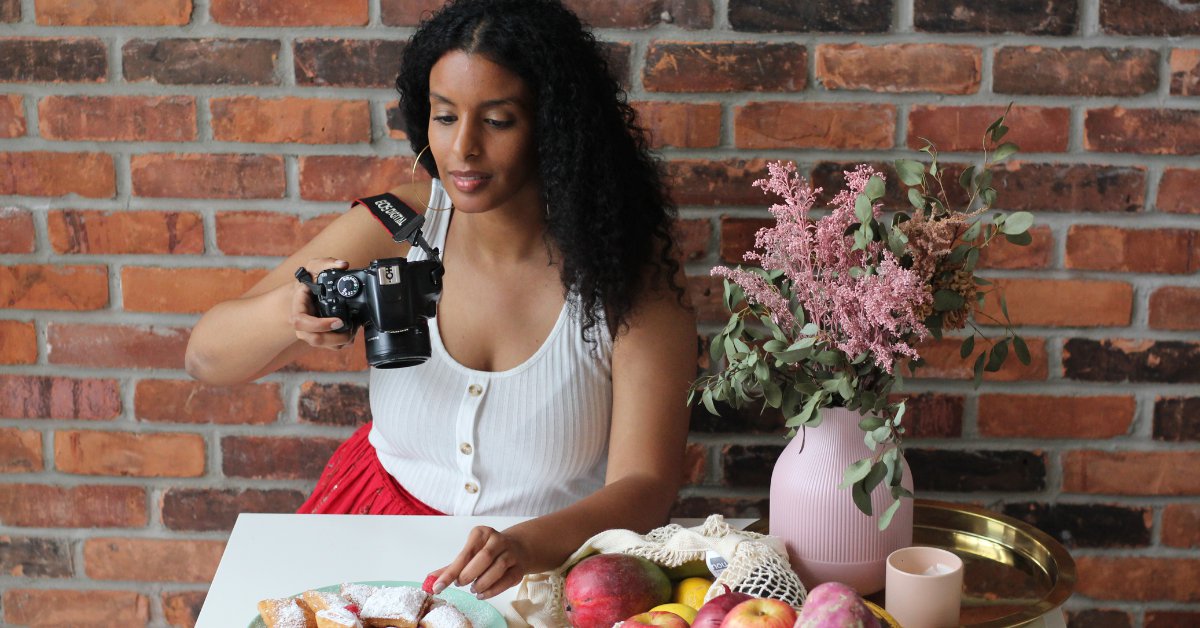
[885, 546, 964, 628]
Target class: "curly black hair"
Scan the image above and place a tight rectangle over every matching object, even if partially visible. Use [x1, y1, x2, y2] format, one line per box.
[396, 0, 685, 341]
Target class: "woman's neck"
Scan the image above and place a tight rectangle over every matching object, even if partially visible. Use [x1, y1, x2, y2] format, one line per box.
[450, 189, 552, 267]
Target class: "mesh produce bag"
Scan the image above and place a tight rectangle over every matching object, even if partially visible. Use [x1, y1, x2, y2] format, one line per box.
[511, 515, 807, 627]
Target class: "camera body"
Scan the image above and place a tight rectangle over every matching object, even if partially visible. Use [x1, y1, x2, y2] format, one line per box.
[300, 257, 444, 369]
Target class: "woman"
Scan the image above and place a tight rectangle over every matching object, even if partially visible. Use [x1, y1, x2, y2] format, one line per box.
[185, 0, 695, 601]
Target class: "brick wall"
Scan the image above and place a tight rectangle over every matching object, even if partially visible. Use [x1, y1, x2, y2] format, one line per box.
[0, 0, 1197, 626]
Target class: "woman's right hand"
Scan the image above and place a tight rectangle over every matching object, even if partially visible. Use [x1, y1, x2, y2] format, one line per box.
[290, 257, 355, 350]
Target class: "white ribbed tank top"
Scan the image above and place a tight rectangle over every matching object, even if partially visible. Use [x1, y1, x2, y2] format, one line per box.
[368, 179, 614, 515]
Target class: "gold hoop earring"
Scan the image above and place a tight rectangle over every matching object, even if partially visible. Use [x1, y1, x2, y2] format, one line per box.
[412, 145, 452, 212]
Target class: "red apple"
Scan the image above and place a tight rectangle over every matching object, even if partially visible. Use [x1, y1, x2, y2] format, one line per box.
[563, 554, 672, 628]
[692, 588, 756, 628]
[718, 598, 797, 628]
[621, 611, 691, 628]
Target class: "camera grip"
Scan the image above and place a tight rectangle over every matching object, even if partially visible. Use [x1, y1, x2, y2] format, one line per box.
[294, 267, 355, 331]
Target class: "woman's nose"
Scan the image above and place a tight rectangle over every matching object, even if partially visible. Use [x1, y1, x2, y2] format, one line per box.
[452, 119, 481, 159]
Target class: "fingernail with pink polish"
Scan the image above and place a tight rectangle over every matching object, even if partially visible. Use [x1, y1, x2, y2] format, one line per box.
[330, 320, 344, 330]
[433, 581, 446, 594]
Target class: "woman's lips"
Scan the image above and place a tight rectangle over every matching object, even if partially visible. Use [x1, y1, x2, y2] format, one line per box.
[450, 172, 492, 193]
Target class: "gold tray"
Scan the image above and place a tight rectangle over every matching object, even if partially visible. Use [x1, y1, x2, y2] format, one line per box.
[750, 499, 1076, 627]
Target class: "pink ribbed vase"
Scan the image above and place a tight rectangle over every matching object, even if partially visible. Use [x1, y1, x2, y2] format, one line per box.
[769, 406, 914, 595]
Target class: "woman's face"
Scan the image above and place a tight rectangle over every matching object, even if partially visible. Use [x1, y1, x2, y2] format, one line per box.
[427, 50, 539, 215]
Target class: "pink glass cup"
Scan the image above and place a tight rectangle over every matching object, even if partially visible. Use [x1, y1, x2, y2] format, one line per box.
[885, 546, 964, 628]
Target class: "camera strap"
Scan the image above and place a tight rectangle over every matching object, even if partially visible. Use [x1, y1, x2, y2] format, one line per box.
[354, 193, 441, 261]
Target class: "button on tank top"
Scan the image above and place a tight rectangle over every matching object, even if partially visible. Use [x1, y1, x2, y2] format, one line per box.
[368, 179, 614, 515]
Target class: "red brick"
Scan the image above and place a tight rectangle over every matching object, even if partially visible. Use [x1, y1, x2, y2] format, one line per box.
[136, 379, 282, 424]
[1063, 338, 1200, 384]
[48, 210, 204, 255]
[719, 216, 772, 264]
[121, 266, 267, 314]
[294, 38, 405, 88]
[1066, 609, 1132, 628]
[915, 0, 1077, 35]
[0, 207, 35, 253]
[1101, 0, 1200, 36]
[674, 218, 712, 262]
[0, 94, 24, 137]
[36, 0, 190, 25]
[0, 152, 115, 198]
[211, 96, 370, 144]
[1158, 169, 1200, 214]
[379, 0, 442, 26]
[211, 0, 366, 26]
[735, 102, 895, 150]
[124, 38, 279, 85]
[3, 589, 150, 627]
[681, 442, 706, 486]
[688, 275, 727, 324]
[222, 435, 341, 479]
[994, 46, 1159, 96]
[282, 343, 368, 372]
[894, 393, 964, 438]
[817, 44, 980, 94]
[0, 537, 73, 578]
[0, 428, 42, 472]
[667, 158, 772, 206]
[908, 105, 1069, 153]
[644, 42, 807, 92]
[299, 382, 369, 426]
[1066, 226, 1199, 274]
[1086, 107, 1200, 155]
[132, 153, 284, 199]
[0, 38, 107, 83]
[216, 210, 337, 256]
[561, 0, 714, 29]
[1064, 451, 1200, 495]
[0, 320, 37, 364]
[978, 395, 1134, 438]
[1171, 49, 1200, 96]
[0, 484, 146, 527]
[913, 336, 1048, 381]
[84, 538, 225, 582]
[0, 375, 121, 420]
[993, 162, 1146, 214]
[979, 278, 1132, 327]
[162, 488, 306, 532]
[729, 0, 891, 33]
[978, 225, 1052, 269]
[0, 264, 108, 310]
[634, 101, 721, 149]
[1163, 504, 1200, 548]
[1150, 287, 1200, 331]
[1147, 612, 1200, 628]
[1075, 556, 1200, 601]
[163, 591, 206, 628]
[39, 95, 195, 142]
[55, 430, 205, 477]
[299, 155, 415, 202]
[0, 0, 17, 21]
[47, 323, 190, 370]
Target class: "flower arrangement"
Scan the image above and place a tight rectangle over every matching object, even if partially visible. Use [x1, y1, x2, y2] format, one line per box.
[689, 109, 1033, 528]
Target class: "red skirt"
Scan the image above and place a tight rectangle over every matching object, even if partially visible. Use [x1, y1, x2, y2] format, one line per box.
[297, 422, 445, 516]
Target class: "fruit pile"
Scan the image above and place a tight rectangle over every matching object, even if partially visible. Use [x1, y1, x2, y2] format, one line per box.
[561, 554, 881, 628]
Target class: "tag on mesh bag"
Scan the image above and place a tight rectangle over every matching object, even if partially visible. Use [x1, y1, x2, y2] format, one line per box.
[511, 515, 807, 627]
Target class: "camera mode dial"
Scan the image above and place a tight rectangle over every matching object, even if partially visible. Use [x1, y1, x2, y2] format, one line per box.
[335, 275, 362, 298]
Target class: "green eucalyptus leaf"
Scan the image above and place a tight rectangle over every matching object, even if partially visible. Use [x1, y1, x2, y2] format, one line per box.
[992, 142, 1019, 162]
[1004, 230, 1033, 245]
[849, 266, 865, 278]
[865, 175, 886, 201]
[974, 276, 992, 286]
[891, 485, 914, 499]
[855, 193, 873, 223]
[1014, 335, 1031, 365]
[1000, 294, 1010, 319]
[837, 376, 854, 401]
[980, 187, 998, 207]
[893, 401, 906, 426]
[702, 389, 718, 415]
[864, 430, 878, 452]
[985, 339, 1009, 372]
[959, 165, 976, 192]
[973, 351, 986, 388]
[965, 247, 980, 272]
[948, 244, 970, 264]
[1002, 211, 1034, 235]
[710, 333, 726, 363]
[840, 458, 873, 489]
[963, 220, 981, 242]
[907, 187, 926, 210]
[934, 289, 966, 311]
[851, 480, 873, 516]
[763, 380, 782, 408]
[871, 426, 892, 444]
[896, 159, 925, 186]
[863, 461, 887, 493]
[859, 416, 885, 431]
[813, 351, 844, 366]
[801, 323, 819, 336]
[974, 169, 993, 192]
[960, 335, 976, 359]
[929, 161, 938, 176]
[763, 339, 787, 353]
[878, 499, 902, 530]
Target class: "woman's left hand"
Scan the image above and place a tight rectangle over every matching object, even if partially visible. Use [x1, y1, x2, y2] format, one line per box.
[429, 526, 530, 600]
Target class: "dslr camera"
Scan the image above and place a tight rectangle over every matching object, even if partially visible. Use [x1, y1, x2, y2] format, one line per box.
[295, 193, 444, 369]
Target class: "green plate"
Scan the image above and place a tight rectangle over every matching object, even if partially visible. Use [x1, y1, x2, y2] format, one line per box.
[248, 580, 506, 628]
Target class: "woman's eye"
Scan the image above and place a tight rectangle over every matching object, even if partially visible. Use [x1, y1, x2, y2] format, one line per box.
[432, 115, 457, 125]
[486, 119, 514, 128]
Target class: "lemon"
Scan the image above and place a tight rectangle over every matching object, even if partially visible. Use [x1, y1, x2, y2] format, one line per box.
[650, 603, 698, 624]
[670, 576, 713, 610]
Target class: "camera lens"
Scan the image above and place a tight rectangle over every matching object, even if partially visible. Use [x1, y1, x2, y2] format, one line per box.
[364, 324, 432, 369]
[336, 275, 362, 298]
